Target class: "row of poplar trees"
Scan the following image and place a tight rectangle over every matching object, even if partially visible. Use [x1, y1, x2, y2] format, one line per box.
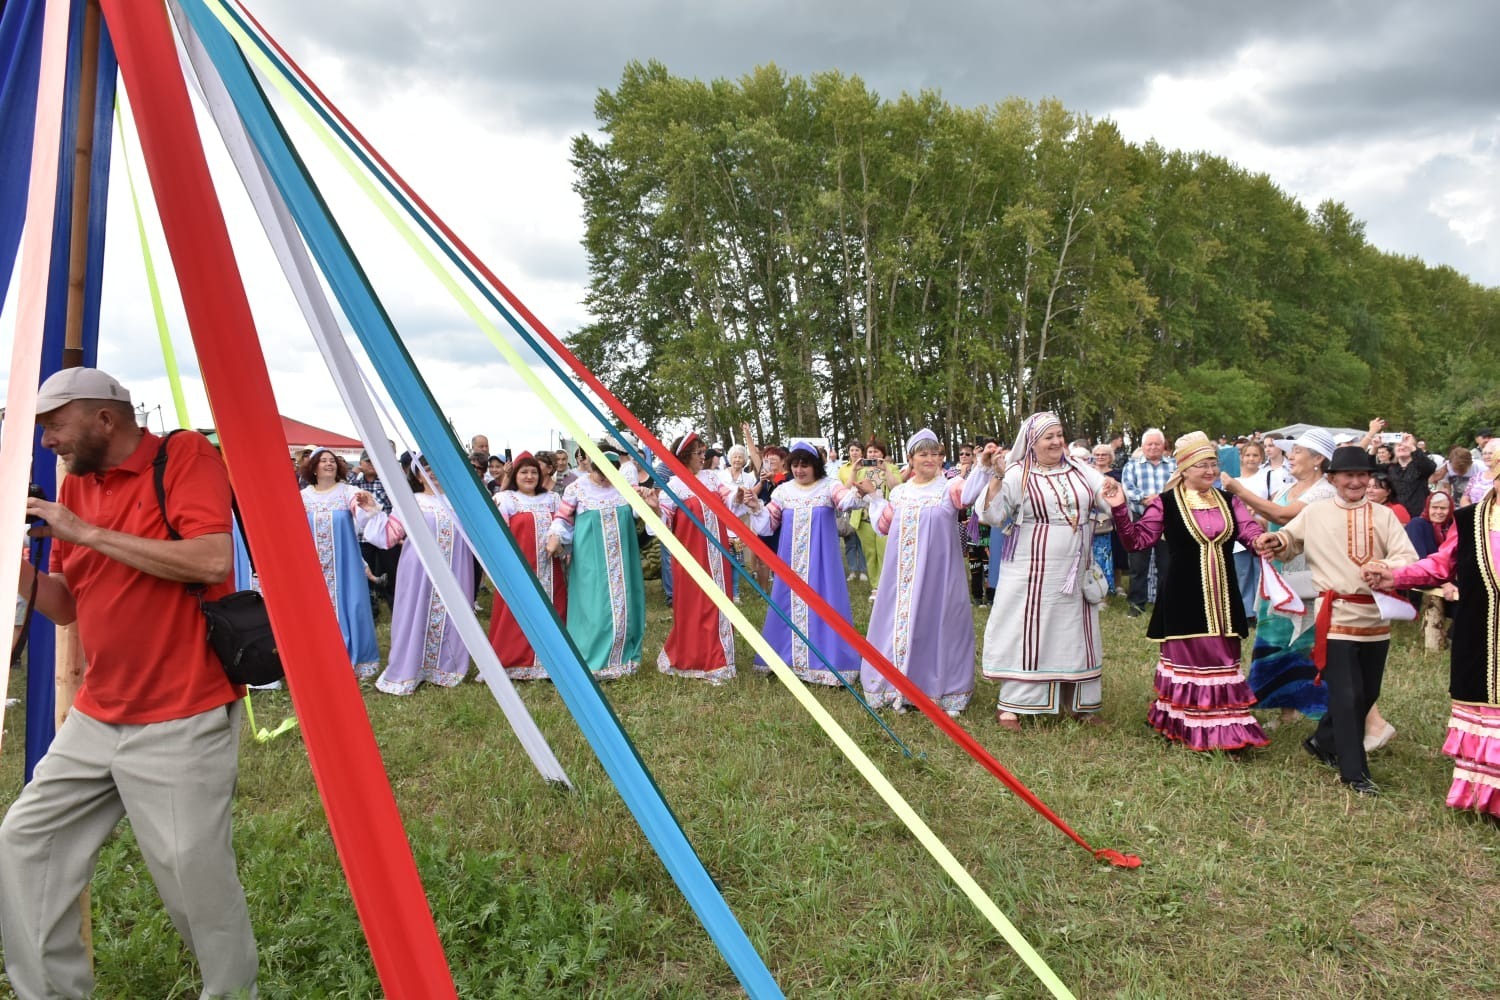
[568, 61, 1500, 455]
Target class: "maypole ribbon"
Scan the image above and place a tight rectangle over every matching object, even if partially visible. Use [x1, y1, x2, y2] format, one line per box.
[120, 90, 298, 743]
[98, 1, 457, 994]
[196, 6, 1073, 993]
[178, 3, 782, 994]
[172, 2, 571, 787]
[220, 0, 1138, 871]
[0, 0, 73, 755]
[211, 6, 905, 760]
[112, 97, 190, 428]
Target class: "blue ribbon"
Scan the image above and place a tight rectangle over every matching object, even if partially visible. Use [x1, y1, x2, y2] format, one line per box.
[178, 3, 781, 994]
[208, 0, 905, 752]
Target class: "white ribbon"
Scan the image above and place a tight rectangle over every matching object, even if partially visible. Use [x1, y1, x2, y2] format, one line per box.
[174, 5, 570, 786]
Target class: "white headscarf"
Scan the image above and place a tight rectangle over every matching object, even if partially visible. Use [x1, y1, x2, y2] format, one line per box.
[1008, 412, 1090, 476]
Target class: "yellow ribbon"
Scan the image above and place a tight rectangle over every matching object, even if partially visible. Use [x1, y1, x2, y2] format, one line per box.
[202, 3, 1073, 993]
[113, 98, 192, 429]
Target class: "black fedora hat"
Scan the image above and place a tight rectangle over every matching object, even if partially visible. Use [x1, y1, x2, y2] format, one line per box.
[1326, 446, 1376, 474]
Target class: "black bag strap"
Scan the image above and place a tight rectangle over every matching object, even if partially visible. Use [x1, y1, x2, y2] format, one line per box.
[152, 430, 254, 578]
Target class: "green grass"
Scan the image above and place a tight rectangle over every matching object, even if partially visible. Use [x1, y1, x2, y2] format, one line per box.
[2, 573, 1496, 998]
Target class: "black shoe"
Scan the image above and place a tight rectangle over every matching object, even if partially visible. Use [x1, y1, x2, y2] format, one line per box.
[1302, 737, 1339, 770]
[1343, 776, 1380, 797]
[1127, 604, 1144, 618]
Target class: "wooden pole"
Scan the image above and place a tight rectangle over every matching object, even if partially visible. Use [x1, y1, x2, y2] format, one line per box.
[55, 0, 104, 963]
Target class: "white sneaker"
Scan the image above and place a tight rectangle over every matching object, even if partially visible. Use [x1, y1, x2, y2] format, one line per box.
[860, 573, 869, 581]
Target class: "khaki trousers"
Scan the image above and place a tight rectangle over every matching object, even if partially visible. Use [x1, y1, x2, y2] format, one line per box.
[0, 702, 257, 998]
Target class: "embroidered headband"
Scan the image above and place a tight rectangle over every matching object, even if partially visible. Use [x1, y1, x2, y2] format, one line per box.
[1163, 431, 1217, 493]
[1172, 431, 1216, 472]
[789, 440, 819, 457]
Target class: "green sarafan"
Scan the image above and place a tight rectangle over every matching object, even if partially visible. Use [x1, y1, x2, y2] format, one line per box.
[4, 582, 1495, 999]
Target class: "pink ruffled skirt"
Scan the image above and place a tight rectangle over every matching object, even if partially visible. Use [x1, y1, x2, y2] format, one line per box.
[1443, 702, 1500, 817]
[1148, 636, 1269, 752]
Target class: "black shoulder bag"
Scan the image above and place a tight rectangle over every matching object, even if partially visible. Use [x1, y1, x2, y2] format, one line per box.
[154, 431, 284, 686]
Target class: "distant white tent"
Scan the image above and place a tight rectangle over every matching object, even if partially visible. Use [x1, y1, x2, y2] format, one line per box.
[1262, 422, 1369, 443]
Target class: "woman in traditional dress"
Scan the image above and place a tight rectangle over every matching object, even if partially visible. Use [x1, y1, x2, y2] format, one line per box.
[1105, 431, 1269, 753]
[974, 413, 1108, 731]
[1223, 430, 1338, 729]
[1371, 484, 1500, 818]
[657, 432, 753, 684]
[300, 448, 380, 678]
[546, 448, 652, 680]
[860, 429, 975, 715]
[357, 456, 476, 695]
[487, 454, 567, 680]
[749, 442, 870, 686]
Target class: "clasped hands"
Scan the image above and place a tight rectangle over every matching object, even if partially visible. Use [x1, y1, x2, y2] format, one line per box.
[974, 442, 1006, 474]
[1100, 479, 1126, 509]
[1251, 533, 1286, 556]
[1360, 560, 1395, 591]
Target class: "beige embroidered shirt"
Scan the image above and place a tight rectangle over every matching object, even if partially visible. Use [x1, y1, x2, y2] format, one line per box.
[1275, 497, 1419, 641]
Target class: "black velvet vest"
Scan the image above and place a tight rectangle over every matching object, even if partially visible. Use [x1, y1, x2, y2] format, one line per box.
[1449, 498, 1499, 705]
[1147, 487, 1249, 642]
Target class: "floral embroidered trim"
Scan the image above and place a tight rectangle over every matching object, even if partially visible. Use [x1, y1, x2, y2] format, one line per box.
[600, 505, 630, 671]
[1475, 492, 1499, 704]
[419, 495, 456, 680]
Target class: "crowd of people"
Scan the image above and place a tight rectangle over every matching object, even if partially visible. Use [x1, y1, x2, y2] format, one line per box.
[7, 365, 1498, 994]
[281, 417, 1500, 817]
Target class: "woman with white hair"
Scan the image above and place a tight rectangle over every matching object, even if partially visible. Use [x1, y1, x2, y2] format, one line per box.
[973, 413, 1110, 730]
[718, 441, 760, 580]
[1223, 429, 1337, 728]
[860, 429, 976, 714]
[1105, 432, 1268, 752]
[1463, 439, 1500, 507]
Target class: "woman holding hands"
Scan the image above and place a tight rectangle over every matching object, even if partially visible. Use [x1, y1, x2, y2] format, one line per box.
[1104, 432, 1269, 753]
[974, 413, 1107, 730]
[547, 447, 655, 680]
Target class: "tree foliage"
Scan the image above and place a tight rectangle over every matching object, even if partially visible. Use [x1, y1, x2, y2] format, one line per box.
[570, 61, 1500, 453]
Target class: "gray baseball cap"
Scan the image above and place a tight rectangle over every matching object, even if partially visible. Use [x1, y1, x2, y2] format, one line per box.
[33, 367, 131, 416]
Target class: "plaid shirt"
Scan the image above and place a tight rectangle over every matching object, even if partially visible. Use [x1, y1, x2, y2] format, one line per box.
[1121, 455, 1176, 516]
[346, 471, 391, 513]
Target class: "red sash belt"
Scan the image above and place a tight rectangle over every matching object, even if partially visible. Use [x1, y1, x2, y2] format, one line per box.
[1311, 591, 1376, 684]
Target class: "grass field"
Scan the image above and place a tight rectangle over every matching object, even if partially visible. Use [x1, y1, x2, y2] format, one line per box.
[2, 567, 1496, 998]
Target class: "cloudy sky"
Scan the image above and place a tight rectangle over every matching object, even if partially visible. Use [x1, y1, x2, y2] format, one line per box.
[5, 0, 1498, 452]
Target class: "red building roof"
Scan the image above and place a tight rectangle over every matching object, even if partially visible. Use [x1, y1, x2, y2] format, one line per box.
[282, 414, 362, 450]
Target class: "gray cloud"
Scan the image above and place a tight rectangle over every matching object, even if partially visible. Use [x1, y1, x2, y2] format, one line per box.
[250, 0, 1341, 128]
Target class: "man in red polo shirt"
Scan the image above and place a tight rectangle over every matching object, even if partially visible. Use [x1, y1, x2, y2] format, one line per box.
[0, 368, 257, 998]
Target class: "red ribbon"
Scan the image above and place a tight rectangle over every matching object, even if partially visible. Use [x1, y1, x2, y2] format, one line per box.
[230, 2, 1140, 870]
[1310, 591, 1376, 685]
[100, 2, 457, 993]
